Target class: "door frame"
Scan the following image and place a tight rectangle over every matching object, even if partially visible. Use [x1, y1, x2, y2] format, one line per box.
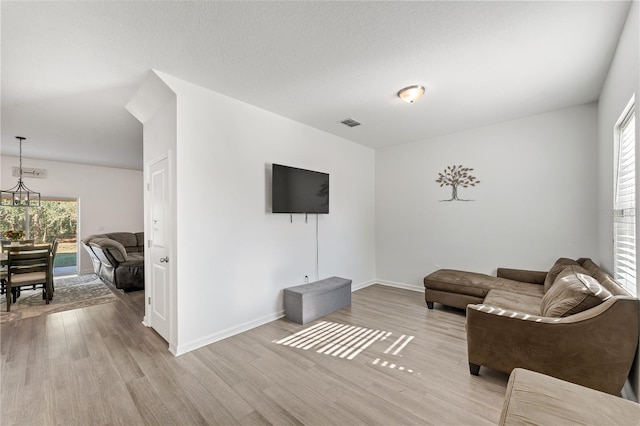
[144, 152, 177, 353]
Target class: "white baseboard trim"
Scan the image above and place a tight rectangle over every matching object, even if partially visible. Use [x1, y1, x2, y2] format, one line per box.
[174, 310, 285, 356]
[352, 279, 377, 291]
[169, 343, 178, 356]
[376, 279, 424, 292]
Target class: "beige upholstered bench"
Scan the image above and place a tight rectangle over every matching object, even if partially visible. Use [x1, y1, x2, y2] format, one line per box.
[500, 368, 640, 425]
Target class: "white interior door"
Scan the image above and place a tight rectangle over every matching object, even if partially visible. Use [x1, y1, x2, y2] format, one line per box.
[148, 156, 171, 342]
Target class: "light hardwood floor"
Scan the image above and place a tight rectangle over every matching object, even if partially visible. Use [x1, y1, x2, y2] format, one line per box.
[1, 284, 509, 425]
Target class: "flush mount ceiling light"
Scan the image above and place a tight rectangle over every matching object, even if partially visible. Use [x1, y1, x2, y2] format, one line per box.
[1, 136, 41, 207]
[397, 85, 425, 103]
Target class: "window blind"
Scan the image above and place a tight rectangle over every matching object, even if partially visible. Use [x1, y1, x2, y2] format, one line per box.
[614, 104, 636, 296]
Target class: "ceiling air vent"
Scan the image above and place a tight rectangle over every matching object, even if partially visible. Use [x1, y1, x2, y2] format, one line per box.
[340, 118, 361, 128]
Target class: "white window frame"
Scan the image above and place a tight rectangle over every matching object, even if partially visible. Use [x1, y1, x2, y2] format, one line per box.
[613, 94, 636, 297]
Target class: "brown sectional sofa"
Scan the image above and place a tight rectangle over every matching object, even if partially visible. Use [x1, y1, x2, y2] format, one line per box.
[423, 258, 640, 395]
[81, 232, 145, 291]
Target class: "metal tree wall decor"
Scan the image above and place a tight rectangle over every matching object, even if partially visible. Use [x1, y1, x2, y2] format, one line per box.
[436, 165, 480, 201]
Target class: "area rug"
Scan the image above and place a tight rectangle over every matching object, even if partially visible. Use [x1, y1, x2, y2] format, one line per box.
[0, 274, 118, 323]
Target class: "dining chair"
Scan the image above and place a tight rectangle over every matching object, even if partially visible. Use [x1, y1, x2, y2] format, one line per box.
[6, 244, 52, 312]
[1, 239, 36, 296]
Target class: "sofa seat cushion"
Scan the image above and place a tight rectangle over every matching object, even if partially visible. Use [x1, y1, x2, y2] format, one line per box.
[425, 269, 544, 299]
[483, 290, 543, 315]
[540, 267, 612, 317]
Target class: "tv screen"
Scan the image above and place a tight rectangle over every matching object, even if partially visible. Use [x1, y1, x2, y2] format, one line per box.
[272, 164, 329, 214]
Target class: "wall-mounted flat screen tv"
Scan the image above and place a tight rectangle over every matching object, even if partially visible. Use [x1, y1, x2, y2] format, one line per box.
[272, 164, 329, 214]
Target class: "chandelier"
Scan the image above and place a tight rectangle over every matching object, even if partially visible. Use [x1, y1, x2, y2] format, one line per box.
[1, 136, 41, 207]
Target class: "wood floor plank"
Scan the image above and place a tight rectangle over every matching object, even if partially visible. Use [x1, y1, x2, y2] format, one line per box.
[72, 356, 101, 398]
[171, 371, 243, 425]
[236, 410, 272, 426]
[95, 370, 146, 425]
[126, 376, 182, 426]
[0, 361, 26, 425]
[232, 381, 304, 426]
[262, 383, 346, 425]
[74, 388, 110, 426]
[13, 381, 49, 426]
[104, 333, 146, 384]
[125, 347, 211, 425]
[192, 348, 247, 388]
[0, 283, 510, 425]
[48, 349, 88, 425]
[176, 353, 255, 421]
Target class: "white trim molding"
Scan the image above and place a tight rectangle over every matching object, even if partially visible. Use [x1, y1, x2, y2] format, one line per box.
[376, 280, 424, 292]
[352, 279, 377, 291]
[174, 310, 286, 356]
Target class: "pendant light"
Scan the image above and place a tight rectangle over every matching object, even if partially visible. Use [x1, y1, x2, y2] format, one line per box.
[1, 136, 41, 207]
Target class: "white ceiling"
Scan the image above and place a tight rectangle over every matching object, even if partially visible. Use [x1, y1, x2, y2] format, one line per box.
[1, 1, 632, 170]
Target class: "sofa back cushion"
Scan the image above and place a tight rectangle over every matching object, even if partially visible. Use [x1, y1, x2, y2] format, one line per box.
[135, 232, 145, 250]
[104, 232, 138, 250]
[544, 258, 581, 293]
[578, 258, 629, 297]
[540, 266, 612, 317]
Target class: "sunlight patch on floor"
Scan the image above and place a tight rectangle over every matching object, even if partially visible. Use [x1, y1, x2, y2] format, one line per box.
[274, 320, 416, 373]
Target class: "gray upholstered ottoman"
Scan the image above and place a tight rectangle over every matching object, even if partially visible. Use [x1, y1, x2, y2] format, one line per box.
[284, 277, 352, 324]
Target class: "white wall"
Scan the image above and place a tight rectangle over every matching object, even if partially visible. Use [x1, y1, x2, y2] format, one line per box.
[597, 0, 639, 278]
[155, 72, 376, 354]
[597, 0, 639, 401]
[376, 104, 599, 289]
[0, 156, 144, 273]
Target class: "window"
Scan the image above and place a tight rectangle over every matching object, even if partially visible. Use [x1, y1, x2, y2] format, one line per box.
[613, 96, 636, 296]
[0, 197, 78, 276]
